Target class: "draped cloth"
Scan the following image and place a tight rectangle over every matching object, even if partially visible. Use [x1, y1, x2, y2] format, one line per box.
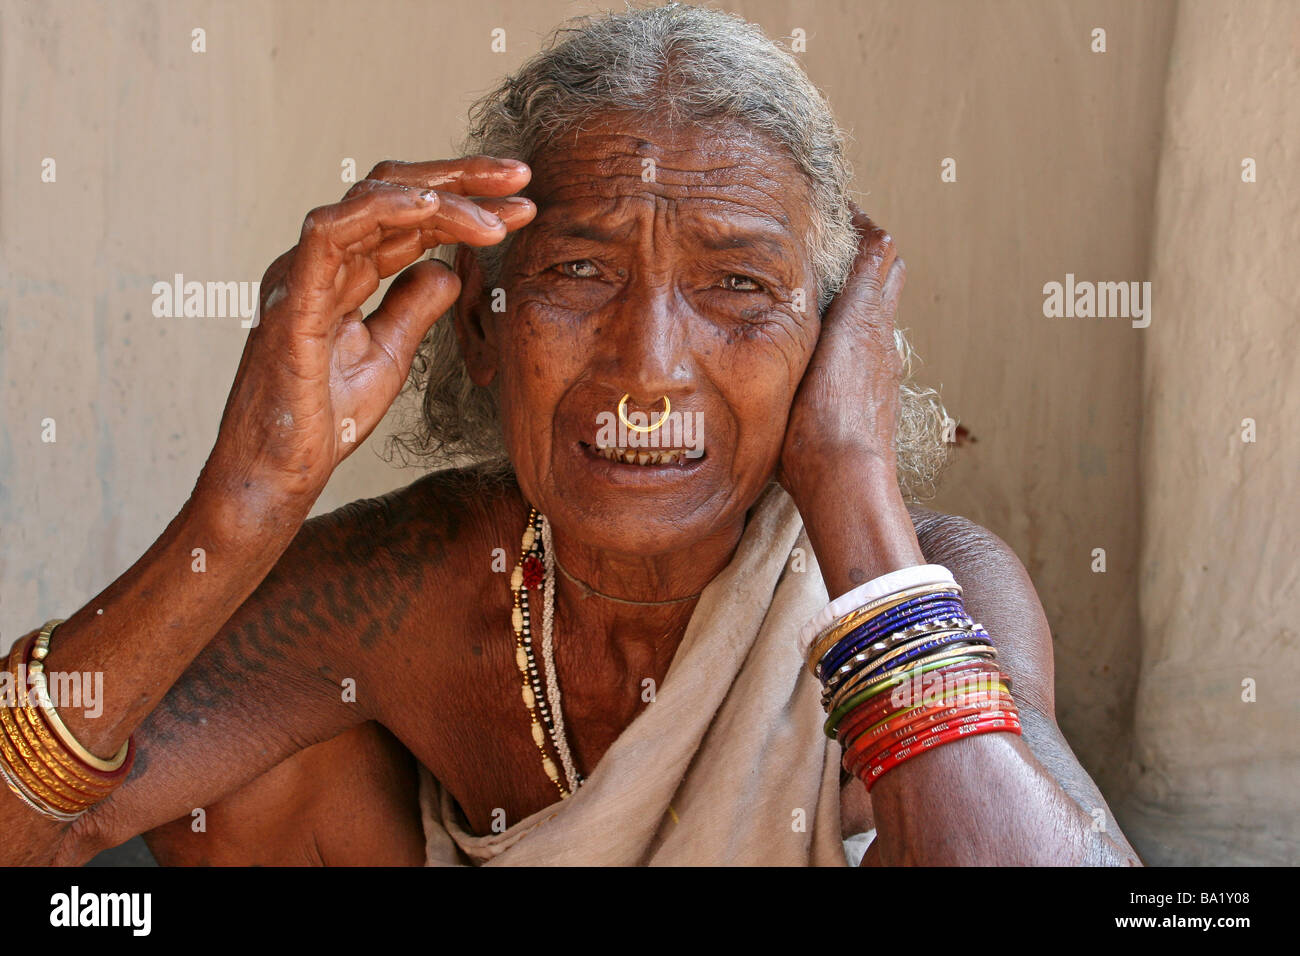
[417, 481, 872, 865]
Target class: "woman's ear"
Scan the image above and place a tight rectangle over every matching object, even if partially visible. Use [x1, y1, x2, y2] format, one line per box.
[450, 245, 498, 387]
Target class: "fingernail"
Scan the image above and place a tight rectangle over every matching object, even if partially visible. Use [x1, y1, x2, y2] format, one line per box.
[418, 189, 436, 203]
[476, 207, 504, 228]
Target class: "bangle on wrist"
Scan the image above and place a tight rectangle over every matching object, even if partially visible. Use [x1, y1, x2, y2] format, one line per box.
[800, 563, 1022, 790]
[0, 621, 134, 822]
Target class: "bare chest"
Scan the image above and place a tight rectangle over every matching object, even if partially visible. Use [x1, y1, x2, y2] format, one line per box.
[372, 596, 674, 836]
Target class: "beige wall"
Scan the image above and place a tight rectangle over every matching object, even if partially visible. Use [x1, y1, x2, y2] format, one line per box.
[1117, 0, 1300, 865]
[1, 0, 1293, 863]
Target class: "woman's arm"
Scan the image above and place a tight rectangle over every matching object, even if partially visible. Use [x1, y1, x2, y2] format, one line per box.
[801, 478, 1140, 865]
[1, 484, 309, 864]
[48, 502, 387, 864]
[2, 158, 535, 864]
[781, 209, 1138, 865]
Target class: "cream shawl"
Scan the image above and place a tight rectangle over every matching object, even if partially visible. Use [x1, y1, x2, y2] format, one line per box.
[417, 481, 873, 865]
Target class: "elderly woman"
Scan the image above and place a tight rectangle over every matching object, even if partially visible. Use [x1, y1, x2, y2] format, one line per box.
[3, 4, 1138, 866]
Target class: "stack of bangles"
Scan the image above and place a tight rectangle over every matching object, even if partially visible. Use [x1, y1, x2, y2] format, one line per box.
[797, 565, 1021, 791]
[0, 619, 134, 821]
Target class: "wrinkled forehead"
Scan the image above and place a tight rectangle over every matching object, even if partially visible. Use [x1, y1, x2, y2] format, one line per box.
[520, 114, 816, 248]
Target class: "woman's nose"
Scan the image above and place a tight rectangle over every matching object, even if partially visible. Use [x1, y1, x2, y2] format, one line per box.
[600, 280, 694, 401]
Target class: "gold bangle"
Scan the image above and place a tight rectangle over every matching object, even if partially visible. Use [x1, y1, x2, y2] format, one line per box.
[5, 636, 116, 798]
[0, 708, 87, 814]
[807, 583, 963, 675]
[0, 636, 99, 812]
[0, 753, 82, 822]
[31, 620, 129, 772]
[14, 707, 118, 798]
[30, 618, 65, 662]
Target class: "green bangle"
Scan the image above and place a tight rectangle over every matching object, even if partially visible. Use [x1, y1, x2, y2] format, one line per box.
[822, 650, 996, 739]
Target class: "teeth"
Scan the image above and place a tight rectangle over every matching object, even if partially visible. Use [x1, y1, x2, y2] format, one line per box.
[594, 445, 695, 466]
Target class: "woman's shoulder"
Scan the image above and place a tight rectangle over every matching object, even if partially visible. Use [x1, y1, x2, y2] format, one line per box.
[250, 464, 524, 652]
[301, 462, 523, 569]
[901, 502, 1050, 651]
[903, 502, 1055, 713]
[905, 503, 1023, 576]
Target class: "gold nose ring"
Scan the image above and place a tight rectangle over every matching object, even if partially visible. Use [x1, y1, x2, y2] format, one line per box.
[617, 393, 671, 433]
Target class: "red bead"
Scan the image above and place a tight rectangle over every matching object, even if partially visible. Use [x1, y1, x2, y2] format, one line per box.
[521, 555, 544, 590]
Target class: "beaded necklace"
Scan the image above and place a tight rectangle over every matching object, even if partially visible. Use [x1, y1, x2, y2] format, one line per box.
[511, 507, 584, 798]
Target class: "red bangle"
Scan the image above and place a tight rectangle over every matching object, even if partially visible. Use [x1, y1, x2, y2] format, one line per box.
[843, 693, 1016, 776]
[845, 702, 1017, 779]
[841, 688, 1014, 761]
[858, 714, 1023, 791]
[857, 712, 1022, 788]
[836, 665, 1005, 748]
[840, 679, 1011, 756]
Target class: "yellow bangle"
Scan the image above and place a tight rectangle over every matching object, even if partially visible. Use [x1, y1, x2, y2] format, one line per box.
[13, 706, 118, 798]
[0, 754, 83, 822]
[4, 633, 115, 798]
[0, 704, 87, 815]
[0, 705, 87, 808]
[31, 620, 129, 772]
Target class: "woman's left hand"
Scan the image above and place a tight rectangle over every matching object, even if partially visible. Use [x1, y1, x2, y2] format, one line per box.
[775, 206, 925, 597]
[777, 205, 907, 499]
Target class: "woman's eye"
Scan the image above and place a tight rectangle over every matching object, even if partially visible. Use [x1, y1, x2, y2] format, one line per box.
[723, 274, 765, 293]
[557, 260, 599, 278]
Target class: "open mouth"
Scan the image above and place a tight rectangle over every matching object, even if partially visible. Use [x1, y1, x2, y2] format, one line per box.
[579, 441, 707, 468]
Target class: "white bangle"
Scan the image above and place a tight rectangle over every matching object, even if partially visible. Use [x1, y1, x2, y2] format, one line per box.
[795, 564, 958, 661]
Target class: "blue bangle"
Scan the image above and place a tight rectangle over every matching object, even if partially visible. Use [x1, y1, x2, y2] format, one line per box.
[820, 598, 966, 675]
[820, 615, 978, 696]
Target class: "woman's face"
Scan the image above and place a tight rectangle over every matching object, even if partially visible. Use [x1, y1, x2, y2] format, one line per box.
[464, 112, 823, 556]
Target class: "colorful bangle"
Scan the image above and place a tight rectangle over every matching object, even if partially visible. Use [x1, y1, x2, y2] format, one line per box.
[817, 598, 969, 678]
[820, 628, 982, 711]
[843, 693, 1015, 775]
[797, 565, 958, 662]
[883, 657, 1009, 711]
[823, 645, 999, 736]
[850, 708, 1018, 781]
[835, 671, 1008, 749]
[823, 648, 997, 737]
[807, 585, 962, 674]
[858, 714, 1023, 790]
[804, 566, 1023, 791]
[827, 628, 991, 701]
[819, 615, 978, 696]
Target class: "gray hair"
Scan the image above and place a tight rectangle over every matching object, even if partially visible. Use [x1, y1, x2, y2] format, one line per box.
[388, 2, 951, 500]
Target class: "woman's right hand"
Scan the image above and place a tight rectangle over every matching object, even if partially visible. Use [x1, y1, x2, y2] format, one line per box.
[200, 157, 535, 518]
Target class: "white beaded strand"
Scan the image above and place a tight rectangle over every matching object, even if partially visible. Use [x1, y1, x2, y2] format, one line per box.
[540, 514, 583, 793]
